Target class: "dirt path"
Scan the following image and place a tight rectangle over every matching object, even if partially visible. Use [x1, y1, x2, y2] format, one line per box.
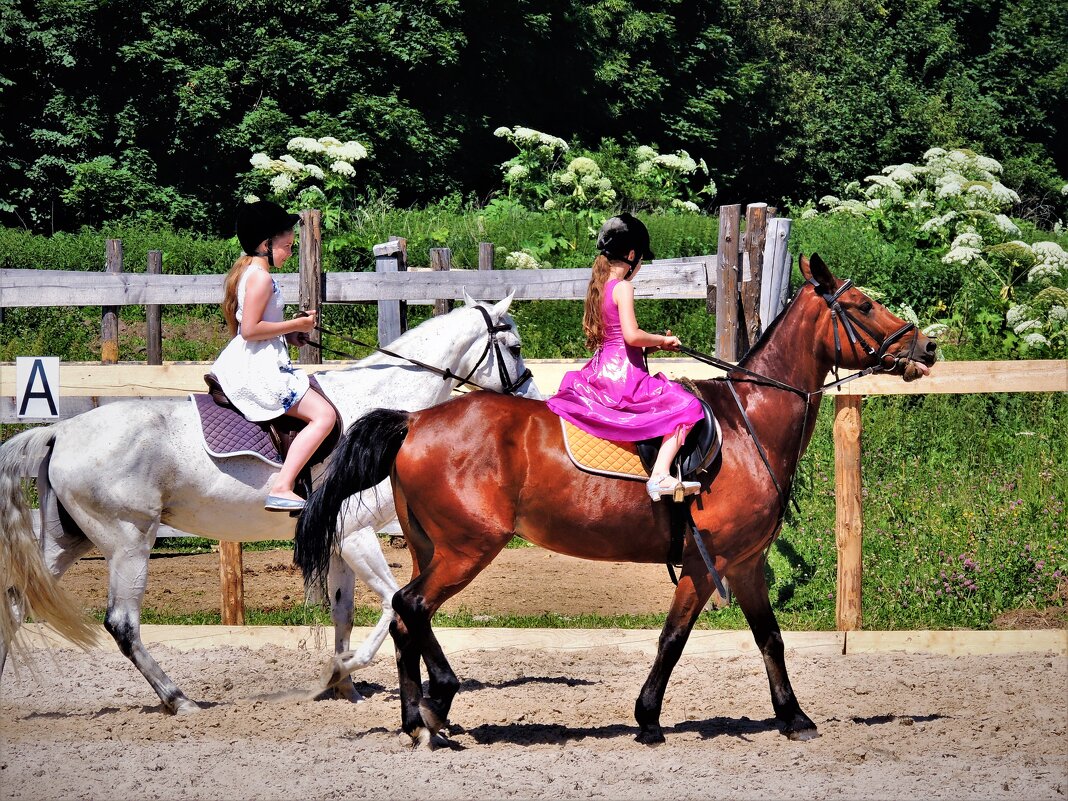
[2, 640, 1065, 800]
[58, 544, 683, 618]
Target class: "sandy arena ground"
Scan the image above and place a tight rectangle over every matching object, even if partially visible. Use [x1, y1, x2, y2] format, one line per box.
[1, 546, 1066, 800]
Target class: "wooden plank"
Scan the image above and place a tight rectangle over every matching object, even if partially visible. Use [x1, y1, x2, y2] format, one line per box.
[101, 240, 122, 364]
[740, 203, 767, 351]
[715, 205, 741, 359]
[146, 251, 163, 365]
[430, 248, 452, 315]
[834, 395, 863, 631]
[760, 217, 792, 327]
[374, 238, 406, 346]
[298, 209, 323, 365]
[832, 359, 1067, 396]
[478, 242, 494, 271]
[1, 260, 714, 305]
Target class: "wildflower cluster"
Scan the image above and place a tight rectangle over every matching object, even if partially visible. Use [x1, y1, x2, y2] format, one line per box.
[631, 145, 715, 213]
[803, 147, 1067, 357]
[245, 136, 369, 228]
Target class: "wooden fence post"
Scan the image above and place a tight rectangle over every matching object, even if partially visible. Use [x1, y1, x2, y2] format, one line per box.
[146, 250, 162, 365]
[760, 217, 793, 329]
[715, 205, 741, 360]
[739, 203, 768, 353]
[219, 541, 245, 626]
[834, 394, 864, 630]
[374, 237, 407, 346]
[478, 242, 494, 271]
[430, 248, 452, 315]
[102, 240, 122, 364]
[298, 209, 323, 365]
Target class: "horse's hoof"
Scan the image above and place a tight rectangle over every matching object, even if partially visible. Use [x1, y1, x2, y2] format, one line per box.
[418, 699, 449, 736]
[173, 700, 201, 716]
[634, 728, 665, 745]
[786, 726, 819, 741]
[320, 656, 349, 689]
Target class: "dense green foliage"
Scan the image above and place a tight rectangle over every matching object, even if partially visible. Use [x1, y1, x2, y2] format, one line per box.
[2, 0, 1065, 234]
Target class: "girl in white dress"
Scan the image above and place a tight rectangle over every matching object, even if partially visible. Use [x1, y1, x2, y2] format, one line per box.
[212, 200, 333, 511]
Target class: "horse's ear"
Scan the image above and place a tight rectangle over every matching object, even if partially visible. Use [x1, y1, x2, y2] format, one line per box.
[802, 253, 837, 295]
[462, 288, 477, 308]
[490, 290, 515, 319]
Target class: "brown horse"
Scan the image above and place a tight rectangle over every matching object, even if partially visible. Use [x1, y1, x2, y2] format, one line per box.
[295, 254, 936, 746]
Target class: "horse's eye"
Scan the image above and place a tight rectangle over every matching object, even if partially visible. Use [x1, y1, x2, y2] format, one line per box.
[859, 301, 873, 314]
[509, 344, 522, 357]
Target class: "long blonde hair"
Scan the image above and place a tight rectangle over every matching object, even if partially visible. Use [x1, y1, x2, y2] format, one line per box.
[582, 254, 616, 350]
[222, 254, 255, 336]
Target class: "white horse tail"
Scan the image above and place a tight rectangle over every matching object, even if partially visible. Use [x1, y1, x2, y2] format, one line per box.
[0, 427, 100, 652]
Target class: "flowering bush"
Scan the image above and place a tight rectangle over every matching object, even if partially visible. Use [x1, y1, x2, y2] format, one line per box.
[801, 147, 1067, 357]
[244, 136, 370, 231]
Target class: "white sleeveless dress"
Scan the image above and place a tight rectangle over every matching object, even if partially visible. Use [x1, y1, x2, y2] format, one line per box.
[211, 264, 309, 421]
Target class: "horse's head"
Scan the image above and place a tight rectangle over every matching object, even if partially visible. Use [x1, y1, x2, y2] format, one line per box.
[460, 289, 543, 398]
[801, 254, 936, 382]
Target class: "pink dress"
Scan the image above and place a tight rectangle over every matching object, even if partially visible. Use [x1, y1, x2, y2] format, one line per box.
[547, 278, 703, 441]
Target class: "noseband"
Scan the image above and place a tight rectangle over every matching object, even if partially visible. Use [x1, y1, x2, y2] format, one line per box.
[809, 277, 919, 383]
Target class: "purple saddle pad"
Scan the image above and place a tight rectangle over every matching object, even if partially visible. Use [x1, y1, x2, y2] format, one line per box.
[190, 394, 283, 466]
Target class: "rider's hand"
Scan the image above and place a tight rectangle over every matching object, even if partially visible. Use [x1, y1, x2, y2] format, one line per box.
[291, 309, 318, 333]
[659, 331, 681, 351]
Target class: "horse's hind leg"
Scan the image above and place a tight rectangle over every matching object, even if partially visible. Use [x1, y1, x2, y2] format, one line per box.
[321, 525, 400, 698]
[93, 521, 200, 714]
[730, 552, 818, 740]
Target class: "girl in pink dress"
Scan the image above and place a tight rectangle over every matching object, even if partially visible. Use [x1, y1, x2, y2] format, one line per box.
[547, 214, 704, 501]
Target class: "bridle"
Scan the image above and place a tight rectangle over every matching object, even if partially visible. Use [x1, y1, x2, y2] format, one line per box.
[812, 277, 919, 385]
[309, 306, 534, 395]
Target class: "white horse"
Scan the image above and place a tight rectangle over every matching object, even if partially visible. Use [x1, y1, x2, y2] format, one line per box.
[0, 292, 540, 713]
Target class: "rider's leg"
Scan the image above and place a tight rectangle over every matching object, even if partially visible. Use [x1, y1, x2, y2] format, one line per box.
[270, 389, 334, 501]
[647, 424, 698, 500]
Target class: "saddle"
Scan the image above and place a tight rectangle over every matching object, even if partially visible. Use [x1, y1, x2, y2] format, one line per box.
[191, 374, 342, 498]
[561, 398, 722, 483]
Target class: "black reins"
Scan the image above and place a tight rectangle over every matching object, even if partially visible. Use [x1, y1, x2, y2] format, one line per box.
[303, 306, 534, 395]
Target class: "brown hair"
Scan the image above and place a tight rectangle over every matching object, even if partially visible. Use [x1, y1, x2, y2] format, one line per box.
[582, 254, 615, 350]
[222, 255, 255, 336]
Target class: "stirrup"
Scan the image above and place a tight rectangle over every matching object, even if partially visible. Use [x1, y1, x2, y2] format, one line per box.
[646, 473, 701, 503]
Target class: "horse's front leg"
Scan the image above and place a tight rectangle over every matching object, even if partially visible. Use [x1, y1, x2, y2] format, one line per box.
[729, 551, 818, 740]
[634, 564, 715, 744]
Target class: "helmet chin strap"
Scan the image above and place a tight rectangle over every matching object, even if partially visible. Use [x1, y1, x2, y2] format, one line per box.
[252, 238, 276, 267]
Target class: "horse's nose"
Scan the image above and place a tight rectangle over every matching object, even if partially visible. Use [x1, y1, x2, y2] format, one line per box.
[924, 339, 937, 355]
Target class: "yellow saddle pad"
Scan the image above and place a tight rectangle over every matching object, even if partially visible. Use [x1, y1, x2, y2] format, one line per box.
[561, 420, 648, 481]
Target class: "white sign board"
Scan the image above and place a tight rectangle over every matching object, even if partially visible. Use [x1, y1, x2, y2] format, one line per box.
[16, 356, 60, 418]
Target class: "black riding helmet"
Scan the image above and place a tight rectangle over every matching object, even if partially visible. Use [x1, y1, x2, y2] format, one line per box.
[596, 213, 655, 279]
[236, 200, 301, 265]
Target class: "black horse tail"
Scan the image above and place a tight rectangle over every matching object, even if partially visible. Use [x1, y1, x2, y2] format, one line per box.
[294, 408, 411, 589]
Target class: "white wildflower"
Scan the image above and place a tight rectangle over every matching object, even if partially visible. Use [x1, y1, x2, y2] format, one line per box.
[1022, 332, 1050, 348]
[1061, 183, 1068, 196]
[1006, 304, 1029, 326]
[1012, 319, 1042, 335]
[923, 147, 947, 162]
[505, 164, 529, 182]
[801, 208, 820, 219]
[671, 199, 700, 213]
[269, 173, 294, 193]
[990, 182, 1020, 205]
[819, 195, 839, 207]
[635, 145, 657, 160]
[884, 165, 919, 184]
[543, 199, 556, 210]
[923, 322, 948, 338]
[493, 126, 511, 138]
[920, 212, 957, 232]
[554, 171, 575, 187]
[568, 157, 600, 175]
[936, 175, 964, 198]
[975, 155, 1003, 176]
[249, 152, 272, 170]
[942, 246, 982, 266]
[1049, 305, 1067, 322]
[993, 214, 1020, 235]
[950, 231, 983, 249]
[1028, 263, 1062, 283]
[636, 161, 654, 176]
[330, 160, 356, 177]
[505, 251, 541, 270]
[325, 140, 367, 162]
[866, 198, 883, 209]
[304, 164, 324, 181]
[318, 136, 342, 147]
[288, 137, 324, 154]
[279, 154, 303, 173]
[1032, 241, 1068, 266]
[243, 193, 260, 203]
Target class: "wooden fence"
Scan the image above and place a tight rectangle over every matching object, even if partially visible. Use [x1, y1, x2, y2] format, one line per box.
[3, 205, 1065, 629]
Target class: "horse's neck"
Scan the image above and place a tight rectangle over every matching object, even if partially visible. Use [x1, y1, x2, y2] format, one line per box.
[318, 316, 484, 424]
[726, 293, 832, 469]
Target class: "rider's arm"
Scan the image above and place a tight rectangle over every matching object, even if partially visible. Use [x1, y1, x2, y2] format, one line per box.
[614, 280, 680, 351]
[238, 270, 317, 342]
